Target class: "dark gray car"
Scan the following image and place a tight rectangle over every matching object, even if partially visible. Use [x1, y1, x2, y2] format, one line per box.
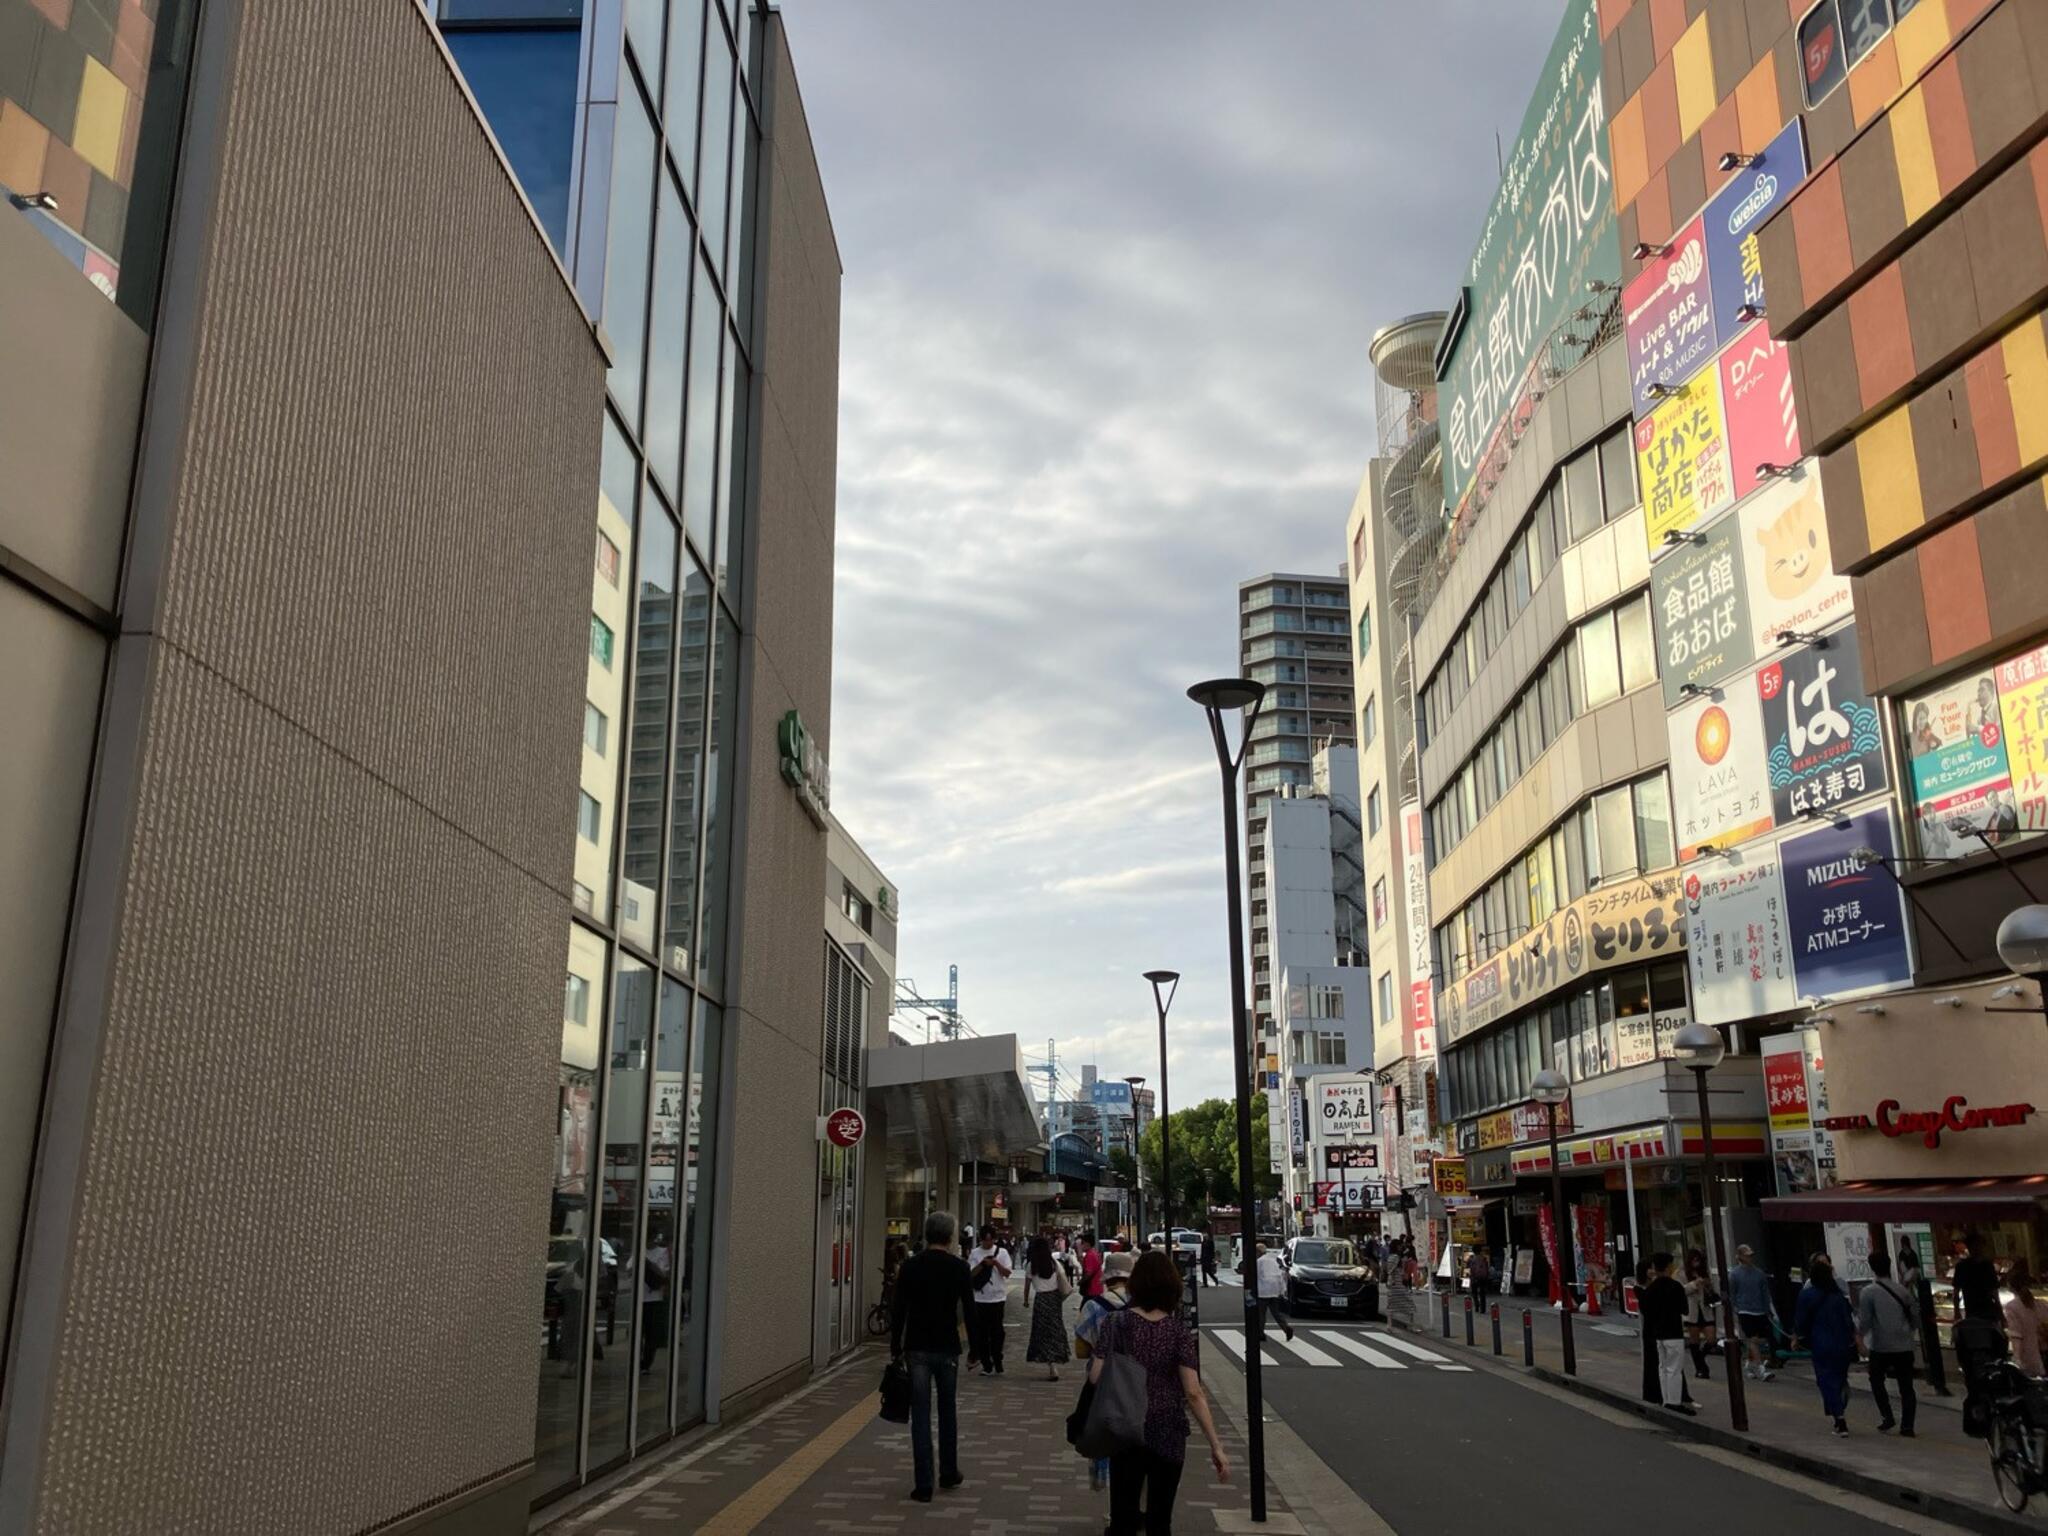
[1284, 1237, 1376, 1316]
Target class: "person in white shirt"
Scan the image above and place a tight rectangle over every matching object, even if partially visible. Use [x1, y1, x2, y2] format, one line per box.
[1253, 1243, 1294, 1341]
[966, 1230, 1013, 1375]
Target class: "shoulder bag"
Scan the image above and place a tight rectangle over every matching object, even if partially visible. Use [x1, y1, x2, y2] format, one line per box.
[1074, 1312, 1151, 1460]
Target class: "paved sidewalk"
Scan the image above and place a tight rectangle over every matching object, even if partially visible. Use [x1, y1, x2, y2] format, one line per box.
[1386, 1287, 2021, 1534]
[541, 1336, 1295, 1534]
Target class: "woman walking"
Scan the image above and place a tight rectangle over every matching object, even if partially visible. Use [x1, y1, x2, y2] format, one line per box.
[1088, 1251, 1229, 1534]
[2004, 1263, 2046, 1376]
[1024, 1235, 1074, 1380]
[1792, 1253, 1860, 1437]
[1682, 1248, 1718, 1379]
[1076, 1252, 1135, 1492]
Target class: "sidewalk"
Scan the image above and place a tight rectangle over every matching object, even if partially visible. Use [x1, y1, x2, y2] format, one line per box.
[540, 1337, 1296, 1534]
[1385, 1286, 2021, 1535]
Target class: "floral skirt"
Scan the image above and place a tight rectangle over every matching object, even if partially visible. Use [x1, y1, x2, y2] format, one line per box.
[1026, 1290, 1070, 1363]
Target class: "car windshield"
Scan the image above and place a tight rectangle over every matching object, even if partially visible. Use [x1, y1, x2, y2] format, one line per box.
[1293, 1241, 1354, 1266]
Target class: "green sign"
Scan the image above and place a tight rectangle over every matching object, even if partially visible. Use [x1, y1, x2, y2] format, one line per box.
[778, 709, 830, 827]
[1437, 0, 1620, 520]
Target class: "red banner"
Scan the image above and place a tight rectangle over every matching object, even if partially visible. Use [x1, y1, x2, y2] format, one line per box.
[1538, 1204, 1562, 1305]
[1719, 324, 1798, 504]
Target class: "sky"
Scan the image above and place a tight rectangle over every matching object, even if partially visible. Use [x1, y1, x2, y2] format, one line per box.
[779, 2, 1570, 1113]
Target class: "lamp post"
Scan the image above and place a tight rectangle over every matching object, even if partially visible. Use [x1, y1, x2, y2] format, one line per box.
[1673, 1021, 1748, 1432]
[1995, 906, 2048, 1026]
[1530, 1068, 1575, 1376]
[1188, 675, 1268, 1523]
[1124, 1074, 1148, 1244]
[1143, 974, 1179, 1237]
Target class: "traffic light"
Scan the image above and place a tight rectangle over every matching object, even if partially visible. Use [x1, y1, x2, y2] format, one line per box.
[1291, 1193, 1302, 1211]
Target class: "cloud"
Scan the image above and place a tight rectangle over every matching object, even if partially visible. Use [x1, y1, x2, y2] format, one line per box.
[780, 0, 1573, 1106]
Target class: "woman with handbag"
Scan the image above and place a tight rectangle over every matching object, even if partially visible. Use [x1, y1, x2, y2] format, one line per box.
[1076, 1253, 1135, 1492]
[1024, 1235, 1075, 1380]
[1085, 1251, 1229, 1534]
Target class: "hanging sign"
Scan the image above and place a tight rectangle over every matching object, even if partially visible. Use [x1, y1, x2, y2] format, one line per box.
[1780, 807, 1913, 1000]
[1683, 848, 1795, 1024]
[1651, 507, 1752, 706]
[1739, 474, 1851, 658]
[1638, 366, 1733, 550]
[1625, 214, 1718, 417]
[1758, 626, 1885, 822]
[1704, 119, 1809, 338]
[1668, 685, 1774, 859]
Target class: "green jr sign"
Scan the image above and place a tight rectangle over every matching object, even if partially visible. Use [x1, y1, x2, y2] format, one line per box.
[778, 709, 830, 828]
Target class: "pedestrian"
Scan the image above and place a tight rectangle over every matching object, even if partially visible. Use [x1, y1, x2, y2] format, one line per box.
[1954, 1232, 2003, 1322]
[1076, 1251, 1135, 1492]
[1024, 1235, 1074, 1380]
[1466, 1246, 1493, 1308]
[1640, 1252, 1696, 1416]
[1729, 1245, 1777, 1381]
[1682, 1248, 1718, 1380]
[2003, 1263, 2046, 1376]
[1898, 1242, 1950, 1396]
[889, 1210, 975, 1502]
[1091, 1250, 1230, 1533]
[1200, 1226, 1218, 1288]
[1253, 1242, 1294, 1341]
[1080, 1232, 1105, 1301]
[1857, 1250, 1919, 1436]
[1792, 1252, 1859, 1437]
[966, 1225, 1013, 1376]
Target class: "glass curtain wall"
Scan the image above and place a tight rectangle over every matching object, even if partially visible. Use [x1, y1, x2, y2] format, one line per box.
[516, 0, 766, 1506]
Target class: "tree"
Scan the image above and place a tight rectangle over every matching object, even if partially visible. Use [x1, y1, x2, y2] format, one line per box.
[1136, 1096, 1281, 1221]
[1106, 1147, 1137, 1187]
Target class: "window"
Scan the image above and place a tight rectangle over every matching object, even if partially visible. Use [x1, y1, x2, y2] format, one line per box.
[1599, 428, 1638, 518]
[602, 91, 658, 428]
[443, 26, 583, 252]
[577, 790, 601, 843]
[843, 881, 874, 933]
[597, 531, 621, 587]
[643, 170, 693, 496]
[563, 971, 590, 1027]
[1367, 786, 1382, 837]
[590, 614, 616, 669]
[1593, 784, 1637, 881]
[1362, 695, 1378, 747]
[1617, 592, 1656, 694]
[1634, 772, 1675, 871]
[1357, 606, 1372, 660]
[1579, 608, 1621, 708]
[1314, 1030, 1348, 1066]
[1565, 447, 1603, 542]
[1378, 972, 1394, 1026]
[1798, 0, 1850, 106]
[583, 703, 608, 757]
[1372, 878, 1388, 930]
[1510, 535, 1531, 615]
[1311, 984, 1345, 1019]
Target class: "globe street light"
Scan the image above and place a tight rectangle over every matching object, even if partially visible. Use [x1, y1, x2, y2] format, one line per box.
[1124, 1073, 1148, 1244]
[1187, 675, 1268, 1523]
[1530, 1067, 1575, 1376]
[1673, 1020, 1748, 1432]
[1996, 907, 2048, 1027]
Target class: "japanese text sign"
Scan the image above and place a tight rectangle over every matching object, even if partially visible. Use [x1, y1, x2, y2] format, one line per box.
[1650, 507, 1753, 707]
[1316, 1075, 1377, 1140]
[1780, 807, 1913, 1001]
[1704, 120, 1808, 341]
[1995, 641, 2048, 839]
[1625, 215, 1718, 417]
[1638, 366, 1733, 551]
[1763, 1036, 1811, 1132]
[1720, 326, 1800, 505]
[1758, 625, 1885, 823]
[1432, 1157, 1469, 1197]
[1902, 666, 2014, 860]
[1683, 848, 1795, 1024]
[1668, 685, 1774, 860]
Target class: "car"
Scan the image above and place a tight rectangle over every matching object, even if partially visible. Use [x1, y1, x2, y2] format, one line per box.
[1284, 1236, 1377, 1317]
[1146, 1228, 1202, 1262]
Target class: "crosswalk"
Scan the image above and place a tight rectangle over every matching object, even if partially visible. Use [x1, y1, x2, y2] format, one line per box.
[1205, 1326, 1472, 1372]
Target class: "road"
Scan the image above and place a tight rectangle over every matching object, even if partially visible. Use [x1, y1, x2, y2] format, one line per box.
[1187, 1284, 1967, 1536]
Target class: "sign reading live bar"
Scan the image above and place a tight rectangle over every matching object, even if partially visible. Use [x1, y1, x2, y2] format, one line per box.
[1438, 872, 1685, 1047]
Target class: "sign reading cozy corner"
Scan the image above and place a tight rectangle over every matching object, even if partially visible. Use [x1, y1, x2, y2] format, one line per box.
[1820, 1098, 2038, 1149]
[778, 709, 830, 827]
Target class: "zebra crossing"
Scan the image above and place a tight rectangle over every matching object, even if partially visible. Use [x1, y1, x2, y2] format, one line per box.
[1205, 1325, 1472, 1372]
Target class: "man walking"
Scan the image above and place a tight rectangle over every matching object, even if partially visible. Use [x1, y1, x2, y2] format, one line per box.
[1729, 1245, 1777, 1381]
[966, 1226, 1012, 1375]
[1079, 1232, 1104, 1302]
[1466, 1246, 1493, 1308]
[889, 1211, 975, 1502]
[1898, 1241, 1951, 1395]
[1641, 1252, 1695, 1416]
[1200, 1226, 1219, 1287]
[1858, 1251, 1920, 1436]
[1254, 1242, 1294, 1341]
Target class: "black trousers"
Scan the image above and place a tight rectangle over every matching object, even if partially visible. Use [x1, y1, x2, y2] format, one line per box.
[1869, 1350, 1917, 1430]
[1109, 1447, 1184, 1535]
[974, 1300, 1006, 1368]
[1259, 1297, 1292, 1336]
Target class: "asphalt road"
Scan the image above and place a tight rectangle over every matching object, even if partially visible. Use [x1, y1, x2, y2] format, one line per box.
[1188, 1283, 1963, 1536]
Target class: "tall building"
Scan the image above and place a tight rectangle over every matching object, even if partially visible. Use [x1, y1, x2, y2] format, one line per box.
[0, 2, 858, 1529]
[1239, 572, 1357, 1054]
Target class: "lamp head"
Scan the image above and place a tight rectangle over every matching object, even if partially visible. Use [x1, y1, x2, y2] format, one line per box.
[1187, 677, 1265, 713]
[1530, 1068, 1570, 1107]
[1143, 969, 1181, 985]
[1851, 846, 1882, 869]
[1996, 904, 2048, 977]
[1672, 1021, 1726, 1071]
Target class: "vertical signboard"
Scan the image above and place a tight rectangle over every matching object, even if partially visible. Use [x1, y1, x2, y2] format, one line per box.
[1995, 641, 2048, 837]
[1651, 508, 1753, 705]
[1683, 849, 1795, 1024]
[1764, 1032, 1818, 1195]
[1779, 807, 1914, 1002]
[1400, 801, 1438, 1058]
[1266, 1087, 1288, 1174]
[1720, 328, 1800, 504]
[1704, 120, 1808, 338]
[1637, 367, 1733, 549]
[1668, 685, 1775, 859]
[1902, 666, 2012, 859]
[1625, 215, 1718, 417]
[1316, 1075, 1377, 1140]
[1438, 0, 1618, 518]
[1738, 473, 1852, 657]
[1757, 626, 1886, 821]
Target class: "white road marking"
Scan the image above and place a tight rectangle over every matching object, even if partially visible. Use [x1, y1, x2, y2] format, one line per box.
[1435, 1364, 1473, 1372]
[1367, 1331, 1454, 1364]
[1207, 1329, 1244, 1360]
[1267, 1333, 1343, 1367]
[1310, 1331, 1404, 1368]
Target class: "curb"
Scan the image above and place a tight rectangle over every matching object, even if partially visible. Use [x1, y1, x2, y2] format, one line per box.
[1386, 1309, 2031, 1536]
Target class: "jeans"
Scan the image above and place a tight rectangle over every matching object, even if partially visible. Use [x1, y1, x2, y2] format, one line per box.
[1109, 1446, 1184, 1534]
[1869, 1350, 1916, 1430]
[905, 1350, 959, 1494]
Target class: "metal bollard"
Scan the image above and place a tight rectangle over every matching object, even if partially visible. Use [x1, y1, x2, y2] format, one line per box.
[1464, 1296, 1474, 1346]
[1441, 1292, 1452, 1337]
[1491, 1303, 1502, 1355]
[1522, 1308, 1534, 1366]
[1561, 1306, 1577, 1377]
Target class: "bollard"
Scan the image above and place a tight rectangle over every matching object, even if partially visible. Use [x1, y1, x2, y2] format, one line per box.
[1561, 1306, 1577, 1376]
[1522, 1308, 1534, 1366]
[1441, 1292, 1452, 1337]
[1491, 1303, 1502, 1355]
[1464, 1296, 1475, 1346]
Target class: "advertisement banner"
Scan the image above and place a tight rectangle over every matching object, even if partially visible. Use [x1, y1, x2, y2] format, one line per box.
[1738, 473, 1852, 658]
[1572, 1203, 1608, 1290]
[1651, 507, 1752, 707]
[1757, 626, 1885, 822]
[1538, 1203, 1563, 1303]
[1902, 667, 2012, 859]
[1433, 1157, 1469, 1198]
[1316, 1075, 1377, 1140]
[1720, 326, 1800, 504]
[1625, 214, 1718, 417]
[1804, 1027, 1837, 1182]
[1401, 801, 1436, 1054]
[1326, 1144, 1379, 1170]
[1995, 642, 2048, 836]
[1615, 1007, 1658, 1068]
[1476, 1101, 1573, 1148]
[1638, 365, 1733, 550]
[1705, 119, 1809, 339]
[1683, 848, 1795, 1024]
[1266, 1087, 1288, 1174]
[1765, 1031, 1820, 1195]
[1780, 806, 1913, 1001]
[1451, 1208, 1487, 1245]
[1288, 1084, 1306, 1165]
[1438, 0, 1618, 517]
[1668, 685, 1774, 860]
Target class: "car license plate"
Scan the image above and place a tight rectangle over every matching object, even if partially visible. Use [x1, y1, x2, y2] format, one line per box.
[1328, 1295, 1348, 1308]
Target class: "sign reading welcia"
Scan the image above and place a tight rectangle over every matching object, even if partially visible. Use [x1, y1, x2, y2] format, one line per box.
[778, 709, 830, 827]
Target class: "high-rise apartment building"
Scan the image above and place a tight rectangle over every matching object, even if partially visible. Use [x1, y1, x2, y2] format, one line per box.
[0, 2, 853, 1530]
[1238, 572, 1357, 1052]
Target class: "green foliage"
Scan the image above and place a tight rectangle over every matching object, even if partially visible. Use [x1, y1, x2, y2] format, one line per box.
[1135, 1096, 1280, 1216]
[1106, 1147, 1137, 1186]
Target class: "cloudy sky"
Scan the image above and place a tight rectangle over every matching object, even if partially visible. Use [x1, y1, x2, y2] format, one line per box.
[781, 3, 1567, 1111]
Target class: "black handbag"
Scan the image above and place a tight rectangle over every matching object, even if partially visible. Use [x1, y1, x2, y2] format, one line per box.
[879, 1357, 911, 1423]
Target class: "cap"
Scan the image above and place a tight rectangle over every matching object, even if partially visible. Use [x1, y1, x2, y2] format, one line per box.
[1103, 1253, 1138, 1281]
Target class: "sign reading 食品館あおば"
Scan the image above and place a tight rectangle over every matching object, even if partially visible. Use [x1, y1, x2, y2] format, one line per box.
[1758, 626, 1886, 823]
[1779, 806, 1913, 1002]
[1650, 506, 1752, 707]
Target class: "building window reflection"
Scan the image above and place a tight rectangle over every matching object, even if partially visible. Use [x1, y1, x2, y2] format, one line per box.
[590, 954, 655, 1469]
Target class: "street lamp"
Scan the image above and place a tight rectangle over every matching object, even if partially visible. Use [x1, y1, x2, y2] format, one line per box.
[1143, 972, 1179, 1239]
[1188, 675, 1269, 1523]
[1995, 907, 2048, 1025]
[1124, 1073, 1148, 1244]
[1673, 1021, 1748, 1432]
[1530, 1067, 1575, 1376]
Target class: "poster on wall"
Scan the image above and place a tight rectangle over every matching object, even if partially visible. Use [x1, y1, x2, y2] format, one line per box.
[1625, 214, 1718, 417]
[1683, 848, 1795, 1024]
[1902, 667, 2013, 860]
[1804, 1027, 1836, 1182]
[1720, 327, 1800, 504]
[1764, 1033, 1819, 1195]
[1757, 626, 1885, 821]
[1668, 685, 1774, 859]
[1824, 1221, 1875, 1284]
[1739, 473, 1852, 659]
[1651, 508, 1752, 707]
[1779, 807, 1913, 1002]
[1995, 641, 2048, 838]
[1638, 367, 1733, 551]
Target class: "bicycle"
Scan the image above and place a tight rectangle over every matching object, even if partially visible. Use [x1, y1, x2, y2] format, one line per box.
[866, 1268, 895, 1339]
[1984, 1360, 2048, 1513]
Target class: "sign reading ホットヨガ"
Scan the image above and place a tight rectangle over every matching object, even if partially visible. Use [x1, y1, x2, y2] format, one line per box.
[1667, 686, 1773, 861]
